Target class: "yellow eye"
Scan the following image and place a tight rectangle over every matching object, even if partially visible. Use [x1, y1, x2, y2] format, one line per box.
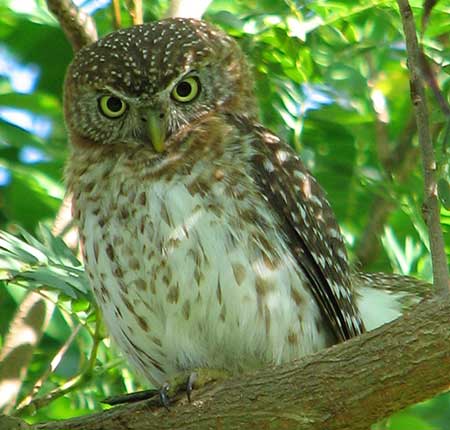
[171, 77, 200, 103]
[98, 95, 127, 118]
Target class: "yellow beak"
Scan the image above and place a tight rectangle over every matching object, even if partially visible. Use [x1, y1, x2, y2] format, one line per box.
[146, 111, 166, 153]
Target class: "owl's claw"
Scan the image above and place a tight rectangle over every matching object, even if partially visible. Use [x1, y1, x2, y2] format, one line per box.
[159, 382, 171, 410]
[158, 368, 227, 406]
[185, 368, 230, 402]
[159, 372, 196, 407]
[186, 371, 198, 402]
[102, 368, 229, 408]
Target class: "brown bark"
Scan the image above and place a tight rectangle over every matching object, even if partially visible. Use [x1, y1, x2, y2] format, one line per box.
[111, 0, 122, 29]
[396, 0, 450, 296]
[45, 0, 97, 51]
[125, 0, 143, 25]
[1, 296, 448, 430]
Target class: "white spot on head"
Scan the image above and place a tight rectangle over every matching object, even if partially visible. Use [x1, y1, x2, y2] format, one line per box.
[263, 159, 275, 173]
[276, 150, 289, 164]
[293, 170, 307, 181]
[298, 205, 307, 221]
[328, 228, 341, 239]
[263, 131, 280, 144]
[309, 195, 323, 208]
[336, 248, 347, 261]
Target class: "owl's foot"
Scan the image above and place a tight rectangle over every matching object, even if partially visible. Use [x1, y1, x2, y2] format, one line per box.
[159, 368, 231, 408]
[187, 368, 231, 401]
[102, 368, 230, 408]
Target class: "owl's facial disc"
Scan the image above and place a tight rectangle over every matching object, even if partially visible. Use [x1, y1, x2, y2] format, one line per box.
[84, 70, 205, 153]
[64, 19, 259, 152]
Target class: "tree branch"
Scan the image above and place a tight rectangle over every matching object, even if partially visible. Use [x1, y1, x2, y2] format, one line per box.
[125, 0, 143, 25]
[45, 0, 99, 249]
[45, 0, 97, 51]
[1, 297, 448, 430]
[396, 0, 450, 295]
[420, 52, 450, 117]
[111, 0, 122, 30]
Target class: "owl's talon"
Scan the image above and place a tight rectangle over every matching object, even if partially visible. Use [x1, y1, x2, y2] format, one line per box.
[186, 371, 198, 402]
[159, 382, 171, 410]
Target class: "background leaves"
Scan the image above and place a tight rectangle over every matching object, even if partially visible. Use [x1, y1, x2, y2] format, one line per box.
[0, 0, 449, 427]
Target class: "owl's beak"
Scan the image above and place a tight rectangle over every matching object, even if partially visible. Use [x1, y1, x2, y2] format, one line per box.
[146, 111, 166, 153]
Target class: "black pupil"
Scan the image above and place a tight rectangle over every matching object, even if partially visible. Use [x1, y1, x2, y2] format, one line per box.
[107, 97, 123, 112]
[176, 81, 192, 97]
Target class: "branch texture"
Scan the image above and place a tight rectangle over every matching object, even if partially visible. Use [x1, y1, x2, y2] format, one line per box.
[46, 0, 97, 51]
[125, 0, 143, 25]
[396, 0, 449, 295]
[1, 297, 447, 430]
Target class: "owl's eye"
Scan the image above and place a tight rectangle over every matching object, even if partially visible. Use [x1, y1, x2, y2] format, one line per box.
[98, 95, 127, 118]
[171, 77, 200, 103]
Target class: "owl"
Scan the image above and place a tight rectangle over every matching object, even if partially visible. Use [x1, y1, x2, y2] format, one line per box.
[64, 18, 424, 393]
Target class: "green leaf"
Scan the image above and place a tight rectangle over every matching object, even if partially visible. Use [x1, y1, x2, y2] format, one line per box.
[0, 92, 62, 119]
[72, 298, 91, 313]
[388, 412, 438, 430]
[438, 178, 450, 209]
[0, 226, 90, 299]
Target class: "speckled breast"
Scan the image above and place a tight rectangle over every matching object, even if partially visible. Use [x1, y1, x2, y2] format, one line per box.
[70, 153, 328, 386]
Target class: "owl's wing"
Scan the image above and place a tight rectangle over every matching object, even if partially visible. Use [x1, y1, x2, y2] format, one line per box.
[242, 118, 364, 341]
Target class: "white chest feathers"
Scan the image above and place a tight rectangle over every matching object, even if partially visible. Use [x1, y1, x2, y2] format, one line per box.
[77, 172, 328, 386]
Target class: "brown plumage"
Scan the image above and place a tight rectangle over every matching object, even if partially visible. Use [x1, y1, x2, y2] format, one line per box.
[64, 18, 424, 387]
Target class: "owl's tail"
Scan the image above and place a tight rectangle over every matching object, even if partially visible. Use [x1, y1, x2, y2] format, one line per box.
[352, 272, 432, 331]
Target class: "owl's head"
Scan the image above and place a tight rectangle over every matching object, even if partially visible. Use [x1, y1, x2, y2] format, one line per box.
[64, 18, 256, 153]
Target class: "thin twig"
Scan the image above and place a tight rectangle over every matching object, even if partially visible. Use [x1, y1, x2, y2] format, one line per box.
[396, 0, 449, 295]
[14, 313, 102, 417]
[111, 0, 122, 30]
[125, 0, 143, 25]
[420, 52, 450, 117]
[45, 0, 97, 51]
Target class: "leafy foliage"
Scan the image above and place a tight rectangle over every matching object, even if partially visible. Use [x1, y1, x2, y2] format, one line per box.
[0, 226, 89, 299]
[0, 0, 448, 426]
